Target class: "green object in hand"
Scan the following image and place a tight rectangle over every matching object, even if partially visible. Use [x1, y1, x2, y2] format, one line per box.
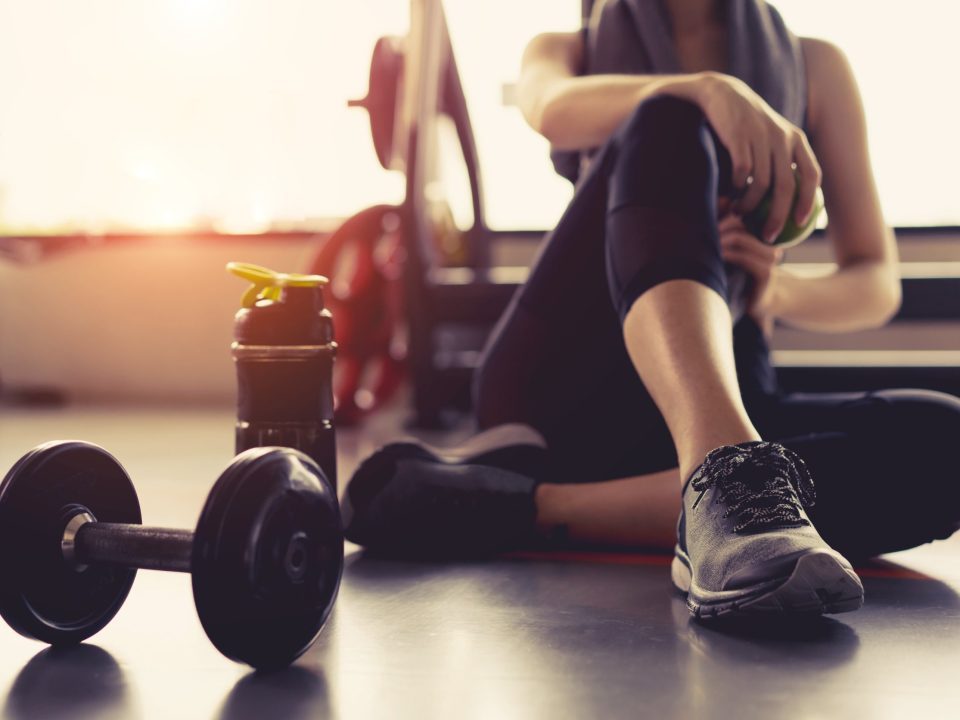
[743, 179, 825, 249]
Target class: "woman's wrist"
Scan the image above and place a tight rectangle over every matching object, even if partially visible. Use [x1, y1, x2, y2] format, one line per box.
[642, 72, 720, 110]
[747, 279, 780, 338]
[684, 71, 728, 110]
[767, 265, 791, 318]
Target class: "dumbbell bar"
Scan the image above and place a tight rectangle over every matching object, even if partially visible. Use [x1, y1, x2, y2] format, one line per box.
[62, 515, 314, 581]
[63, 517, 194, 572]
[0, 441, 344, 670]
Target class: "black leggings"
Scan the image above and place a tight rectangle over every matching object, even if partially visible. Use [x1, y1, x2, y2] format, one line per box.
[474, 96, 960, 559]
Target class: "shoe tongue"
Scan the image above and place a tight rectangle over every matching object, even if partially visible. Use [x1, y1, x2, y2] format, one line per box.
[696, 442, 813, 532]
[692, 442, 800, 506]
[728, 453, 811, 529]
[730, 450, 796, 496]
[701, 441, 767, 472]
[688, 442, 761, 490]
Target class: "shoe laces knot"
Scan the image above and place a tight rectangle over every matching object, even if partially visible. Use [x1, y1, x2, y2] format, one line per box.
[689, 441, 816, 533]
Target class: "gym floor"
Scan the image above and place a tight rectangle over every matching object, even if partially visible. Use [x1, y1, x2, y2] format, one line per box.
[1, 405, 959, 720]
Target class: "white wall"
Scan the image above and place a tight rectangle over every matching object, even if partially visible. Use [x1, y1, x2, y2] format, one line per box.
[0, 236, 317, 404]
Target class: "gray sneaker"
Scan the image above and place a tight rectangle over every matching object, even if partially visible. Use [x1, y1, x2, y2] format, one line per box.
[671, 441, 864, 618]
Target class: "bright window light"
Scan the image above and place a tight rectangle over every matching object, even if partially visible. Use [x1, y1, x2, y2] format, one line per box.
[0, 1, 955, 234]
[0, 0, 406, 234]
[775, 0, 960, 228]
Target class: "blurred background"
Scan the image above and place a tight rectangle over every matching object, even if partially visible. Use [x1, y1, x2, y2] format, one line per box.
[0, 0, 957, 415]
[1, 0, 958, 234]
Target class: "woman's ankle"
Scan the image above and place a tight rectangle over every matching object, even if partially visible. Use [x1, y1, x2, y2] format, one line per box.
[533, 483, 560, 537]
[679, 430, 762, 481]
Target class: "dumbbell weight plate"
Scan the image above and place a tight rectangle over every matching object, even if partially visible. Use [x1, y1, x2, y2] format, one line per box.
[0, 441, 141, 643]
[191, 447, 343, 670]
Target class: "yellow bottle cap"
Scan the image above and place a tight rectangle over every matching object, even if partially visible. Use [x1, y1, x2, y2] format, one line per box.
[227, 262, 329, 308]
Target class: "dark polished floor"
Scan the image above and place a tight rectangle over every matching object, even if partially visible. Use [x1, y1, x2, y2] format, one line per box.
[2, 406, 959, 719]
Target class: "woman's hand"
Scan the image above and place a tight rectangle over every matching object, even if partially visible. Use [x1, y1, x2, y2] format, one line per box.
[718, 214, 782, 330]
[695, 72, 822, 244]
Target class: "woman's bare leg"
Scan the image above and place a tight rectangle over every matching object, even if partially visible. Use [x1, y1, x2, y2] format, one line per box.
[535, 469, 681, 548]
[622, 279, 760, 481]
[533, 278, 763, 549]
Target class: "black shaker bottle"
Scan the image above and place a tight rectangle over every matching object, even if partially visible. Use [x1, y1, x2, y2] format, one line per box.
[228, 262, 337, 489]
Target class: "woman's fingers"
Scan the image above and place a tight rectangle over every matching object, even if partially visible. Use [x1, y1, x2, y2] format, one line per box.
[762, 144, 796, 243]
[720, 230, 783, 267]
[792, 131, 822, 225]
[737, 136, 769, 212]
[721, 247, 773, 280]
[721, 231, 782, 320]
[717, 213, 745, 232]
[721, 247, 782, 285]
[721, 227, 781, 251]
[702, 76, 822, 231]
[728, 139, 754, 191]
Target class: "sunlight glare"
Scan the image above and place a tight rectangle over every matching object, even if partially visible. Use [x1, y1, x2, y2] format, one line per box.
[0, 1, 956, 234]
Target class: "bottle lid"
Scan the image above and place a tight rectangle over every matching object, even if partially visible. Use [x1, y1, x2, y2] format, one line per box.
[228, 262, 333, 346]
[227, 262, 329, 308]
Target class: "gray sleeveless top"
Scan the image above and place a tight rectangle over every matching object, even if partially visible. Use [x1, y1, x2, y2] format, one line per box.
[552, 0, 807, 183]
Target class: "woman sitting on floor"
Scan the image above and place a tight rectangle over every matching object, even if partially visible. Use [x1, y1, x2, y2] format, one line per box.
[341, 0, 960, 619]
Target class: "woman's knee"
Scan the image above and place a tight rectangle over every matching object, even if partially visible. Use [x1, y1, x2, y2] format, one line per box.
[609, 95, 721, 214]
[604, 96, 730, 318]
[619, 95, 705, 144]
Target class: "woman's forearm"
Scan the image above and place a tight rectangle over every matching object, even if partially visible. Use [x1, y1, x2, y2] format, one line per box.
[771, 260, 902, 333]
[531, 73, 708, 151]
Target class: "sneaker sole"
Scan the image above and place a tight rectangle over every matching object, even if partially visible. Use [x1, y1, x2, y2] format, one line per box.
[671, 546, 864, 619]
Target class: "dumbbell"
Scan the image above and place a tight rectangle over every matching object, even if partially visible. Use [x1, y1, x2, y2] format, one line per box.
[0, 440, 343, 670]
